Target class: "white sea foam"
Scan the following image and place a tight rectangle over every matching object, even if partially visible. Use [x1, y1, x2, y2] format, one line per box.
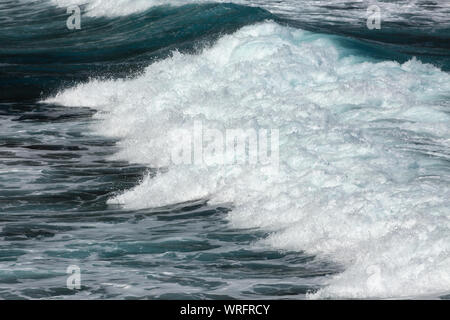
[45, 22, 450, 298]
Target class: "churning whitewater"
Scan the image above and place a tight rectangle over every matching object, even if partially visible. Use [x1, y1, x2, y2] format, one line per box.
[46, 17, 450, 299]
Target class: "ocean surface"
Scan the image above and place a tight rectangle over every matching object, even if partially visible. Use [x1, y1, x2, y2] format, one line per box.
[1, 0, 449, 299]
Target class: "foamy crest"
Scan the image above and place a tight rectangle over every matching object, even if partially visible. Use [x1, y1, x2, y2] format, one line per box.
[45, 22, 450, 298]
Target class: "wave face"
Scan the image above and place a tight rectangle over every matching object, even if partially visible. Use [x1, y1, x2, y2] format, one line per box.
[46, 16, 450, 299]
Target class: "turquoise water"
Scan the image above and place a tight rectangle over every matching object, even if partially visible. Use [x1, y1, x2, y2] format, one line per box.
[1, 0, 449, 299]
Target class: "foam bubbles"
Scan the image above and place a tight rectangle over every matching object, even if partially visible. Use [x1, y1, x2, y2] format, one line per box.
[45, 22, 450, 298]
